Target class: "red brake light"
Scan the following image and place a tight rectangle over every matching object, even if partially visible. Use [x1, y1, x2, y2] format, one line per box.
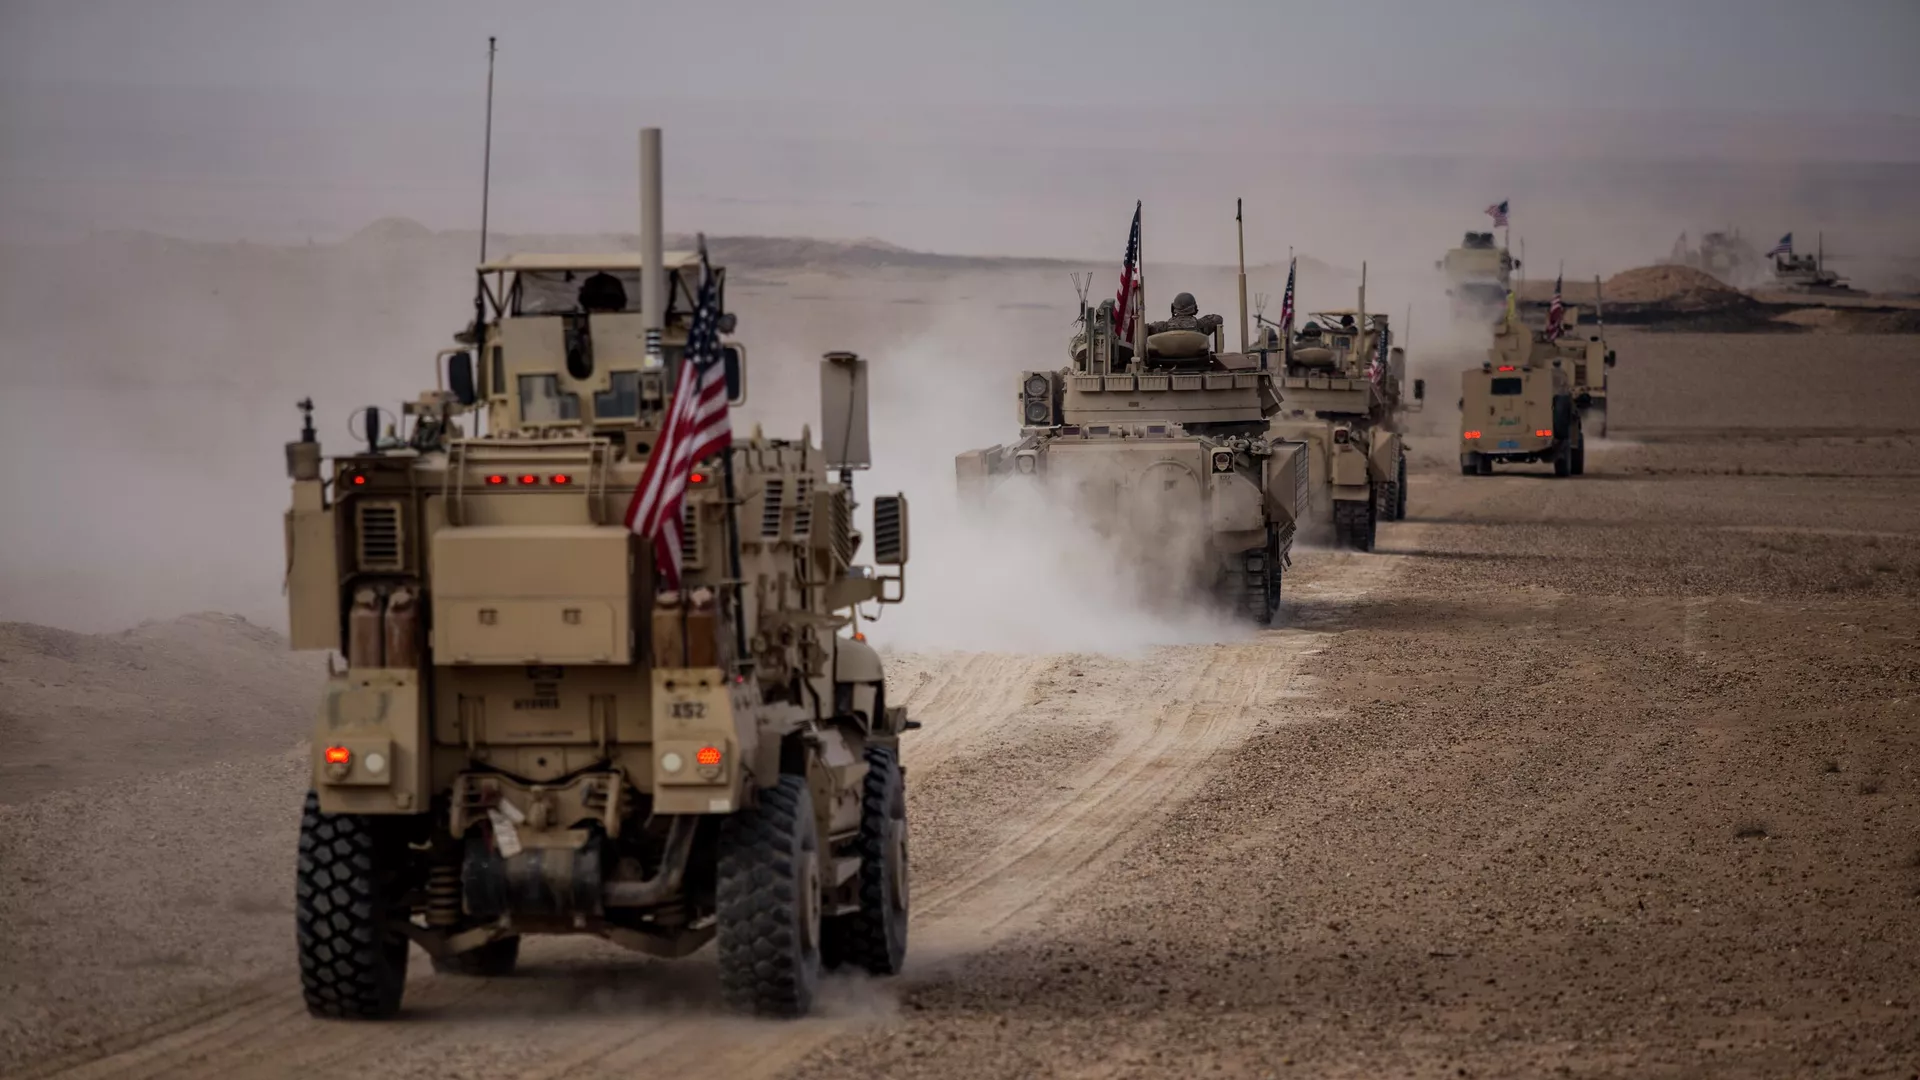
[1535, 429, 1552, 437]
[695, 746, 723, 767]
[350, 474, 367, 486]
[518, 474, 539, 486]
[1464, 430, 1481, 439]
[689, 472, 706, 484]
[486, 474, 506, 486]
[1497, 365, 1516, 372]
[324, 746, 351, 765]
[551, 474, 571, 486]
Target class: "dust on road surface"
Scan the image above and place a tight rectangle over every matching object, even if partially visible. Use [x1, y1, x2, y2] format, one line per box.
[4, 333, 1919, 1078]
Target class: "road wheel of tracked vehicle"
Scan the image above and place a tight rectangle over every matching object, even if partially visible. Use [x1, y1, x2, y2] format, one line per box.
[716, 774, 822, 1017]
[1333, 496, 1377, 553]
[430, 935, 520, 977]
[1393, 452, 1409, 519]
[824, 746, 910, 976]
[296, 790, 410, 1020]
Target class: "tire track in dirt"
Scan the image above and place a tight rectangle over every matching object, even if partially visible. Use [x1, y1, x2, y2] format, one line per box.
[13, 555, 1406, 1080]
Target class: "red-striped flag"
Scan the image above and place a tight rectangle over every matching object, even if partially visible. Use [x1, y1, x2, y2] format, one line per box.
[1115, 201, 1142, 344]
[624, 236, 733, 590]
[1278, 256, 1296, 334]
[1545, 272, 1566, 341]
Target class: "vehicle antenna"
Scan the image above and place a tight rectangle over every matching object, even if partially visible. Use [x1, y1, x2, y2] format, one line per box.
[469, 36, 498, 347]
[1236, 198, 1249, 353]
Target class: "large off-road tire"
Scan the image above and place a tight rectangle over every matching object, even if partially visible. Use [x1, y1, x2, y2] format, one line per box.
[296, 791, 410, 1020]
[824, 747, 909, 976]
[1476, 454, 1493, 476]
[716, 774, 822, 1017]
[1394, 452, 1409, 519]
[1376, 476, 1399, 523]
[1332, 496, 1376, 553]
[430, 935, 521, 977]
[1570, 424, 1586, 475]
[1460, 453, 1479, 477]
[1553, 435, 1573, 477]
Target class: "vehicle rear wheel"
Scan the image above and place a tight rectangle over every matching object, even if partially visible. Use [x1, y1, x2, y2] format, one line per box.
[296, 791, 410, 1020]
[823, 747, 909, 976]
[716, 774, 822, 1017]
[1571, 430, 1586, 476]
[1460, 452, 1479, 476]
[1554, 437, 1573, 477]
[430, 935, 520, 977]
[1394, 452, 1409, 519]
[1475, 454, 1493, 476]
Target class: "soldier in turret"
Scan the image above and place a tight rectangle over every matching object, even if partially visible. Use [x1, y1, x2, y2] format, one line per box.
[1148, 292, 1225, 337]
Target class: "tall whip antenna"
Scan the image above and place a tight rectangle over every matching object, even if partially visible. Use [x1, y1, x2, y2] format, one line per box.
[479, 36, 498, 266]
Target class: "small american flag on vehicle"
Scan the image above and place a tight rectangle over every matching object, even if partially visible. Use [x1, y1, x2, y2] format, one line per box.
[1545, 272, 1566, 341]
[1115, 201, 1142, 344]
[1278, 256, 1296, 334]
[624, 235, 733, 591]
[1368, 317, 1390, 386]
[1486, 199, 1510, 228]
[1766, 233, 1792, 257]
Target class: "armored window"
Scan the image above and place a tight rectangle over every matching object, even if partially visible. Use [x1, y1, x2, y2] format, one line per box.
[1491, 377, 1524, 396]
[594, 371, 641, 419]
[518, 374, 581, 423]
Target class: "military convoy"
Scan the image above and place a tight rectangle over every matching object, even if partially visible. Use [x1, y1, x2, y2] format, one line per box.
[955, 291, 1309, 625]
[283, 130, 913, 1021]
[1460, 305, 1615, 476]
[1264, 269, 1424, 552]
[1437, 232, 1517, 321]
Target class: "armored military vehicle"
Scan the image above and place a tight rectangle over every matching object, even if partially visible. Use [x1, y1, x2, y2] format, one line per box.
[1661, 228, 1765, 288]
[1770, 233, 1856, 294]
[1264, 268, 1424, 552]
[1437, 232, 1517, 321]
[281, 130, 913, 1022]
[954, 291, 1308, 625]
[1459, 306, 1614, 475]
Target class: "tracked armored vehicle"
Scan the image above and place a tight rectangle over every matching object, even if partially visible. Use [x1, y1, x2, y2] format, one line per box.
[954, 293, 1308, 625]
[1437, 231, 1517, 322]
[1264, 269, 1424, 552]
[1459, 306, 1614, 475]
[281, 130, 913, 1021]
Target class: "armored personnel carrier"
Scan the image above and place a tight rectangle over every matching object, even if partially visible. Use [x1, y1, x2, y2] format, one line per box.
[1771, 234, 1856, 295]
[1437, 231, 1517, 321]
[954, 292, 1308, 625]
[281, 130, 913, 1021]
[1459, 307, 1614, 475]
[1264, 269, 1424, 552]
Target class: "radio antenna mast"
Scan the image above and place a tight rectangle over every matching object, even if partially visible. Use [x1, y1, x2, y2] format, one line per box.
[469, 37, 499, 346]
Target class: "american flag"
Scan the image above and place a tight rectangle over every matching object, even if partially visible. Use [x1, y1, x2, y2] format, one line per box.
[1486, 199, 1509, 228]
[1368, 317, 1390, 386]
[1766, 233, 1792, 257]
[1545, 272, 1566, 341]
[1278, 256, 1296, 333]
[624, 236, 733, 591]
[1115, 201, 1142, 344]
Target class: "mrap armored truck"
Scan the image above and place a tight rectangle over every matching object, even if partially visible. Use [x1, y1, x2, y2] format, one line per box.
[955, 292, 1308, 625]
[1262, 270, 1424, 552]
[1459, 307, 1614, 475]
[1437, 232, 1517, 322]
[282, 130, 912, 1021]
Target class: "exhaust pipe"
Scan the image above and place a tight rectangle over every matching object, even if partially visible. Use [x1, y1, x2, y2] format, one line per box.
[640, 128, 665, 365]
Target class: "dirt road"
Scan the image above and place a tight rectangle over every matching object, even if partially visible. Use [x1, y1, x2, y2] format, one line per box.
[5, 331, 1919, 1078]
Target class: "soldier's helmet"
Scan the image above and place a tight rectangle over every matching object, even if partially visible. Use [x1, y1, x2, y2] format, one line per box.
[1171, 292, 1198, 316]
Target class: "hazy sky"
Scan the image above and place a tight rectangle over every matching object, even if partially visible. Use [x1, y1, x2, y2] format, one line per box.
[4, 0, 1918, 114]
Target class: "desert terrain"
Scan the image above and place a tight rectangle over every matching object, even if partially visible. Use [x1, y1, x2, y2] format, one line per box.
[3, 280, 1918, 1078]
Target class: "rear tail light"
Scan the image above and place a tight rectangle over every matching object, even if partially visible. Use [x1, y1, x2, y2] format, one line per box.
[324, 746, 351, 765]
[551, 474, 572, 486]
[696, 746, 723, 767]
[1535, 429, 1552, 437]
[486, 474, 506, 486]
[1464, 430, 1481, 439]
[517, 474, 539, 486]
